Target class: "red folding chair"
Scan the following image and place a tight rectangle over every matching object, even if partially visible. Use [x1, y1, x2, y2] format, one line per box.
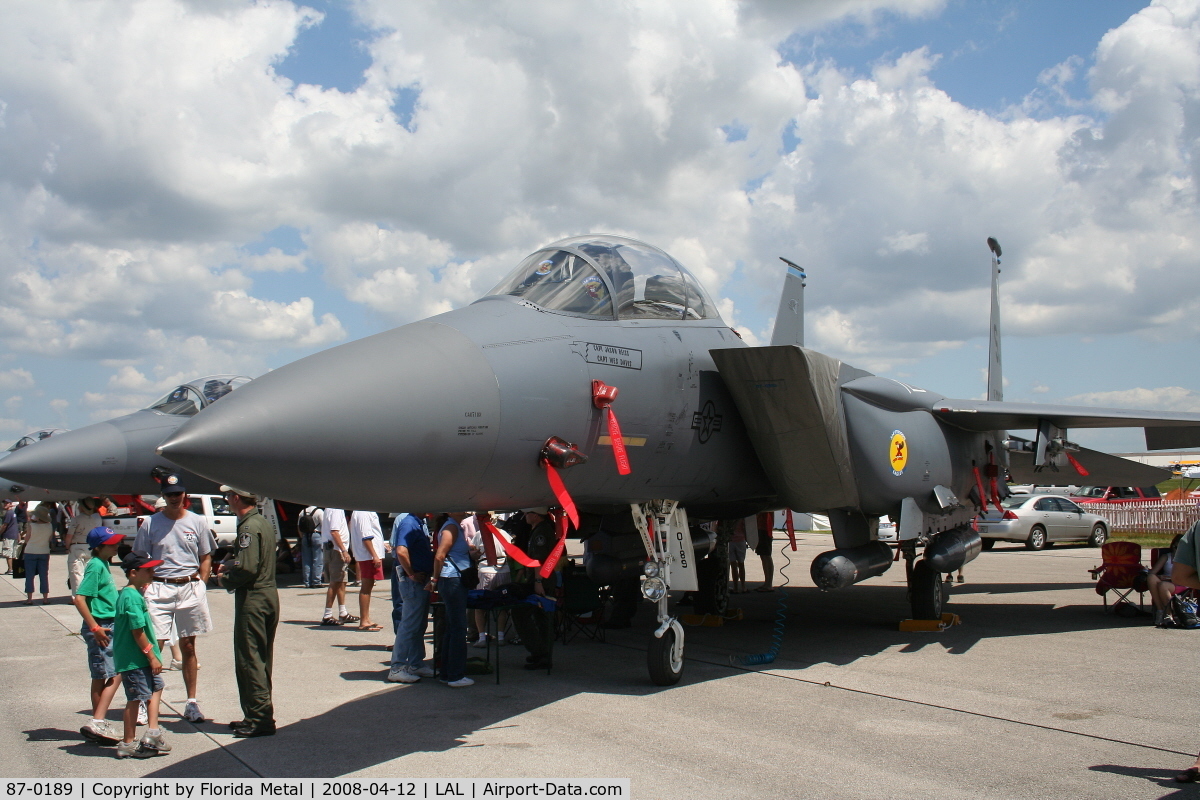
[1089, 541, 1146, 613]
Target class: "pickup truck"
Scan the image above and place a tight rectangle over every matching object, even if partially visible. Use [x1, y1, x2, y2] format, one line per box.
[1069, 486, 1162, 504]
[106, 494, 279, 558]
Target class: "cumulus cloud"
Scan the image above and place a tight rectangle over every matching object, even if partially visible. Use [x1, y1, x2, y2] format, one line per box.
[0, 0, 1198, 432]
[1060, 386, 1200, 413]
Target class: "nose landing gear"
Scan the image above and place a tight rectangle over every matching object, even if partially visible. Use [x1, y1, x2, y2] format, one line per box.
[631, 500, 695, 686]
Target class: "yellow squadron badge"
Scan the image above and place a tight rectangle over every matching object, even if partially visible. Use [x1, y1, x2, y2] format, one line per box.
[889, 430, 908, 476]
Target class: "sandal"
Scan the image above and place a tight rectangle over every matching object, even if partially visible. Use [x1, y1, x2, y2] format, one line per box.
[320, 617, 342, 626]
[339, 614, 360, 624]
[356, 623, 382, 632]
[1176, 767, 1200, 783]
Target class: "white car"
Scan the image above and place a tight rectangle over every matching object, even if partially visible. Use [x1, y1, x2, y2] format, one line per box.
[975, 494, 1109, 550]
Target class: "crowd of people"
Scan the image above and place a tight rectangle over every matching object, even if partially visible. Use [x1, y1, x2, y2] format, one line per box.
[306, 505, 565, 687]
[1, 491, 579, 758]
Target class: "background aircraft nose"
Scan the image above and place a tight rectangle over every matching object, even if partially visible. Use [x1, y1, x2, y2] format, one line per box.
[0, 421, 128, 494]
[159, 319, 502, 511]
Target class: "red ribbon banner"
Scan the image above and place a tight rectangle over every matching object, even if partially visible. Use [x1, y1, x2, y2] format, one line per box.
[973, 466, 987, 514]
[1065, 452, 1090, 477]
[479, 518, 541, 569]
[544, 463, 580, 530]
[784, 508, 797, 551]
[538, 509, 571, 579]
[593, 380, 632, 476]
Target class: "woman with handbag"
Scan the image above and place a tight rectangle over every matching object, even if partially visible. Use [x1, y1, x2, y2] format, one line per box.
[20, 503, 54, 604]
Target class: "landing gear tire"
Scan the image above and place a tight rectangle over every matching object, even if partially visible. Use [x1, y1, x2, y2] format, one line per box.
[910, 559, 944, 620]
[1025, 525, 1047, 551]
[1088, 524, 1108, 548]
[647, 626, 684, 686]
[980, 538, 996, 551]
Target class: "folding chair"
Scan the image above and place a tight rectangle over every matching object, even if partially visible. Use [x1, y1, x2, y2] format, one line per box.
[557, 566, 606, 645]
[1089, 541, 1146, 613]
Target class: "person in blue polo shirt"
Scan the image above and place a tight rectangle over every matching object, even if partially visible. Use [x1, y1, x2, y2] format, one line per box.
[386, 512, 436, 683]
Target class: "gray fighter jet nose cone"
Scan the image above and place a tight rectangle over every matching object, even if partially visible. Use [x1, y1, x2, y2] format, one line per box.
[0, 421, 128, 493]
[160, 319, 503, 511]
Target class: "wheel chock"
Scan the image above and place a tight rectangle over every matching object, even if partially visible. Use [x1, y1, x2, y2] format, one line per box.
[899, 613, 961, 632]
[681, 613, 725, 627]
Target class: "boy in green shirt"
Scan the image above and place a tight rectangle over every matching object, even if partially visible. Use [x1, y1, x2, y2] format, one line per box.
[112, 553, 172, 759]
[71, 527, 124, 745]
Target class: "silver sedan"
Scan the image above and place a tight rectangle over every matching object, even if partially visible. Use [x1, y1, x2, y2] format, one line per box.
[975, 494, 1109, 551]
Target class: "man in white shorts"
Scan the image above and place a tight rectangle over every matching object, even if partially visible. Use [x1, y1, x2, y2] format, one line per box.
[133, 480, 216, 724]
[320, 508, 356, 626]
[467, 512, 510, 648]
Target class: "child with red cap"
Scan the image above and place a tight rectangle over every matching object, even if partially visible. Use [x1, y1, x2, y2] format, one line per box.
[112, 553, 172, 759]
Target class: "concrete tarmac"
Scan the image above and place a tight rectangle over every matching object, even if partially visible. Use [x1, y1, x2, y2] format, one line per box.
[0, 535, 1197, 798]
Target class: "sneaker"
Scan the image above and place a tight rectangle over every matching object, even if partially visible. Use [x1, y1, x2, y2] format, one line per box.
[137, 701, 148, 726]
[183, 701, 205, 723]
[139, 729, 172, 753]
[80, 720, 120, 745]
[387, 669, 420, 684]
[115, 740, 157, 759]
[410, 665, 436, 678]
[470, 636, 488, 648]
[166, 659, 183, 671]
[441, 676, 474, 687]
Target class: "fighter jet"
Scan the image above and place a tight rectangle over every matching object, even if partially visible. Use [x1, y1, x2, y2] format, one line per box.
[157, 234, 1200, 684]
[0, 376, 250, 497]
[0, 430, 88, 502]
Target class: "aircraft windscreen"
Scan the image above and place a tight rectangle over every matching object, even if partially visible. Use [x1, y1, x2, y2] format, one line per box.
[567, 237, 715, 321]
[7, 429, 65, 452]
[487, 249, 616, 318]
[146, 375, 251, 416]
[485, 236, 718, 321]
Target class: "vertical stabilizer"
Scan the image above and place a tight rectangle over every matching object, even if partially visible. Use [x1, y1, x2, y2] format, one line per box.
[986, 238, 1003, 402]
[769, 257, 806, 347]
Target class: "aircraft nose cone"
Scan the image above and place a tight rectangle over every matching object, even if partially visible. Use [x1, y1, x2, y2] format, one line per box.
[159, 319, 502, 511]
[0, 422, 128, 493]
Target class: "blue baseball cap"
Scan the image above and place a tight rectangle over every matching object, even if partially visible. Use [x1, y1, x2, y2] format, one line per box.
[87, 526, 123, 549]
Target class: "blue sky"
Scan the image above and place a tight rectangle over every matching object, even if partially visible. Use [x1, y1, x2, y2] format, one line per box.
[1, 0, 1198, 455]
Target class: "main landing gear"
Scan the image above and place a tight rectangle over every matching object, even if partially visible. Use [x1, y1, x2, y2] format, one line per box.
[902, 542, 945, 621]
[631, 500, 690, 686]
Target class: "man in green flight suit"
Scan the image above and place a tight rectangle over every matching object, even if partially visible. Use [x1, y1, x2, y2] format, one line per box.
[217, 485, 278, 738]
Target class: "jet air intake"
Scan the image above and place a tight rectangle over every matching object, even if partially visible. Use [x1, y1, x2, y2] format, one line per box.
[810, 541, 893, 590]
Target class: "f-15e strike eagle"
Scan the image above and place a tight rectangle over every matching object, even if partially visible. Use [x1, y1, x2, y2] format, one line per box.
[26, 234, 1200, 684]
[0, 376, 250, 497]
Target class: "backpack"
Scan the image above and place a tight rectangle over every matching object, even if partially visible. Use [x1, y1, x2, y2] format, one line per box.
[298, 509, 318, 535]
[1171, 592, 1200, 629]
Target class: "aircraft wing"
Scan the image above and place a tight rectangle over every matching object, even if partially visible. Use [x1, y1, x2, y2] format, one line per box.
[1007, 446, 1171, 486]
[931, 399, 1200, 449]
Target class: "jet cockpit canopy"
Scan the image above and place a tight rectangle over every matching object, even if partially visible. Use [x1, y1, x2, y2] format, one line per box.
[484, 235, 719, 322]
[145, 375, 252, 417]
[7, 429, 68, 452]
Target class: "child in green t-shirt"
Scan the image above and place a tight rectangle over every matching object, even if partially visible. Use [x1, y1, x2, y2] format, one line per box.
[71, 527, 125, 745]
[112, 554, 172, 759]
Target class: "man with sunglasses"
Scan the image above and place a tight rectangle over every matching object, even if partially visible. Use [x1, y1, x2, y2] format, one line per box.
[132, 476, 216, 724]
